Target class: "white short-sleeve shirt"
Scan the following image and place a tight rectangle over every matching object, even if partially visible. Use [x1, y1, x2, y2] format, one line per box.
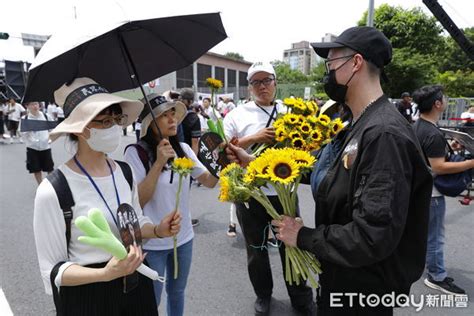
[33, 161, 151, 294]
[124, 142, 206, 250]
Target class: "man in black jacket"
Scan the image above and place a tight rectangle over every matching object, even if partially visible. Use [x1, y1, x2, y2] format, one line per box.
[273, 26, 433, 315]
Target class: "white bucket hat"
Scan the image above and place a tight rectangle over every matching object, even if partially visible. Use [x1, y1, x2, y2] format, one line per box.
[139, 93, 187, 139]
[50, 77, 143, 142]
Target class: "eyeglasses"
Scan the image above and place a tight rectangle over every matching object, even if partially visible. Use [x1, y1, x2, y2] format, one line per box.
[324, 54, 355, 73]
[249, 77, 275, 88]
[91, 114, 128, 128]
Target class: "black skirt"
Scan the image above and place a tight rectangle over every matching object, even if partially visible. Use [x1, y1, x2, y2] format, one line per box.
[56, 262, 158, 316]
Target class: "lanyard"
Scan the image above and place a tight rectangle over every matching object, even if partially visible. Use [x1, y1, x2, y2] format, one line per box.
[74, 156, 120, 227]
[255, 102, 278, 127]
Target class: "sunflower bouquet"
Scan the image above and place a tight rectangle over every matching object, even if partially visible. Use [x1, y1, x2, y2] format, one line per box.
[218, 148, 322, 287]
[171, 157, 195, 279]
[205, 77, 226, 142]
[273, 98, 344, 152]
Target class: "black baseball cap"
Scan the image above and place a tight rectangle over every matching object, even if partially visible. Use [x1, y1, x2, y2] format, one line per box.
[311, 26, 392, 70]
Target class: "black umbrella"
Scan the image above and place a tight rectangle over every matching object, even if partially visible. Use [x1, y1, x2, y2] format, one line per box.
[23, 12, 227, 103]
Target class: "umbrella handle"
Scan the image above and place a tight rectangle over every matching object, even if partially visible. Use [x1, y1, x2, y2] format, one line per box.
[118, 32, 163, 140]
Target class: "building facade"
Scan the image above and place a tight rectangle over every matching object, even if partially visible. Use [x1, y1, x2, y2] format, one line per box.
[283, 34, 337, 75]
[150, 52, 252, 101]
[283, 41, 315, 75]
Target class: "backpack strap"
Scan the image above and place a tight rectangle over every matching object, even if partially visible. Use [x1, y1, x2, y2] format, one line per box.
[124, 143, 151, 174]
[115, 160, 133, 191]
[50, 261, 65, 314]
[46, 169, 74, 249]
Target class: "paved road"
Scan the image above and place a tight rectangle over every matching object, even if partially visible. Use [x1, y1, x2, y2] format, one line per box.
[0, 133, 472, 315]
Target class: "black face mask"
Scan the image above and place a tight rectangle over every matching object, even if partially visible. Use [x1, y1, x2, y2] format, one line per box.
[322, 58, 356, 103]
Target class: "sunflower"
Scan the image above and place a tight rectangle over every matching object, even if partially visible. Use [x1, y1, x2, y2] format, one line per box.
[310, 129, 323, 142]
[273, 118, 285, 129]
[294, 99, 306, 112]
[289, 130, 302, 140]
[172, 157, 195, 173]
[283, 98, 296, 107]
[243, 170, 256, 184]
[297, 114, 306, 124]
[305, 143, 321, 152]
[331, 118, 345, 134]
[220, 162, 240, 177]
[318, 114, 331, 127]
[206, 78, 223, 90]
[306, 101, 318, 115]
[284, 113, 300, 125]
[290, 150, 316, 168]
[307, 116, 318, 126]
[299, 122, 312, 135]
[291, 137, 306, 149]
[267, 157, 300, 184]
[248, 155, 272, 179]
[218, 176, 230, 202]
[275, 127, 288, 142]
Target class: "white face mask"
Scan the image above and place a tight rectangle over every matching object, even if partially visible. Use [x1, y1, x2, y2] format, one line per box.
[84, 125, 122, 153]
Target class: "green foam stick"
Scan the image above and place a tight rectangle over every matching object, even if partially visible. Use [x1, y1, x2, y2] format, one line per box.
[207, 119, 218, 134]
[75, 208, 127, 259]
[75, 208, 164, 281]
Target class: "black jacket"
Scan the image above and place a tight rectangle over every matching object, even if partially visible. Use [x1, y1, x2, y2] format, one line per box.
[298, 95, 432, 296]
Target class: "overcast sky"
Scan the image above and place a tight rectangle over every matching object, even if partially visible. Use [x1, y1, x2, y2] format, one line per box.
[0, 0, 472, 64]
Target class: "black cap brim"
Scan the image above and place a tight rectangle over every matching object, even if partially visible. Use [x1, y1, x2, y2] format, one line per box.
[310, 41, 345, 58]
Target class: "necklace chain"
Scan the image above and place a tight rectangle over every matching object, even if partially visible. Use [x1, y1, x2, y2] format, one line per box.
[351, 99, 376, 126]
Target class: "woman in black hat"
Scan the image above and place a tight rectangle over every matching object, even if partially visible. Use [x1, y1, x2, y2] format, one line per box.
[124, 94, 218, 316]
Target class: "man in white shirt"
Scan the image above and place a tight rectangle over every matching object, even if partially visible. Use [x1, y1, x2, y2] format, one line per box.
[223, 62, 314, 315]
[20, 102, 54, 184]
[202, 97, 221, 122]
[47, 102, 58, 120]
[6, 98, 25, 143]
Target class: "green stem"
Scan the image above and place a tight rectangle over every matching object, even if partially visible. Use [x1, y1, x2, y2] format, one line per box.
[173, 175, 184, 279]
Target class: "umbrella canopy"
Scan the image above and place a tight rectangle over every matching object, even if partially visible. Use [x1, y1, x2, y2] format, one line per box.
[23, 12, 227, 102]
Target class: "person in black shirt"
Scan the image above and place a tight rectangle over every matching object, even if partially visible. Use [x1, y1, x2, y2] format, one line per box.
[179, 88, 201, 156]
[396, 92, 413, 123]
[413, 84, 473, 295]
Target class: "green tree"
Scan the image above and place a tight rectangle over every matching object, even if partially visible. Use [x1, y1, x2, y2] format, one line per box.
[271, 60, 309, 84]
[436, 70, 474, 97]
[358, 4, 444, 55]
[383, 48, 438, 97]
[224, 52, 244, 61]
[308, 61, 326, 93]
[439, 27, 474, 72]
[358, 4, 448, 96]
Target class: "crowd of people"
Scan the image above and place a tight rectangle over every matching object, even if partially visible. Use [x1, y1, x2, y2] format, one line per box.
[1, 25, 471, 316]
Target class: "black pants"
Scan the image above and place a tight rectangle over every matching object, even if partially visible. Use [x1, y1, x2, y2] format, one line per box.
[56, 262, 157, 316]
[236, 196, 313, 309]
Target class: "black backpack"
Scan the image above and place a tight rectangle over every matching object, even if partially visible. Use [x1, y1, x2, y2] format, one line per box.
[46, 160, 133, 314]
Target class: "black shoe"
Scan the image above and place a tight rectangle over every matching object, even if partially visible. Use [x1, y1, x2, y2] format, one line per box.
[191, 219, 200, 227]
[254, 296, 271, 315]
[424, 276, 466, 295]
[293, 301, 316, 316]
[227, 224, 237, 237]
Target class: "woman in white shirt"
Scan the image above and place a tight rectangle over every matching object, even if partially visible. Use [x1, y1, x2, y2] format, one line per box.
[124, 94, 218, 316]
[33, 78, 181, 316]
